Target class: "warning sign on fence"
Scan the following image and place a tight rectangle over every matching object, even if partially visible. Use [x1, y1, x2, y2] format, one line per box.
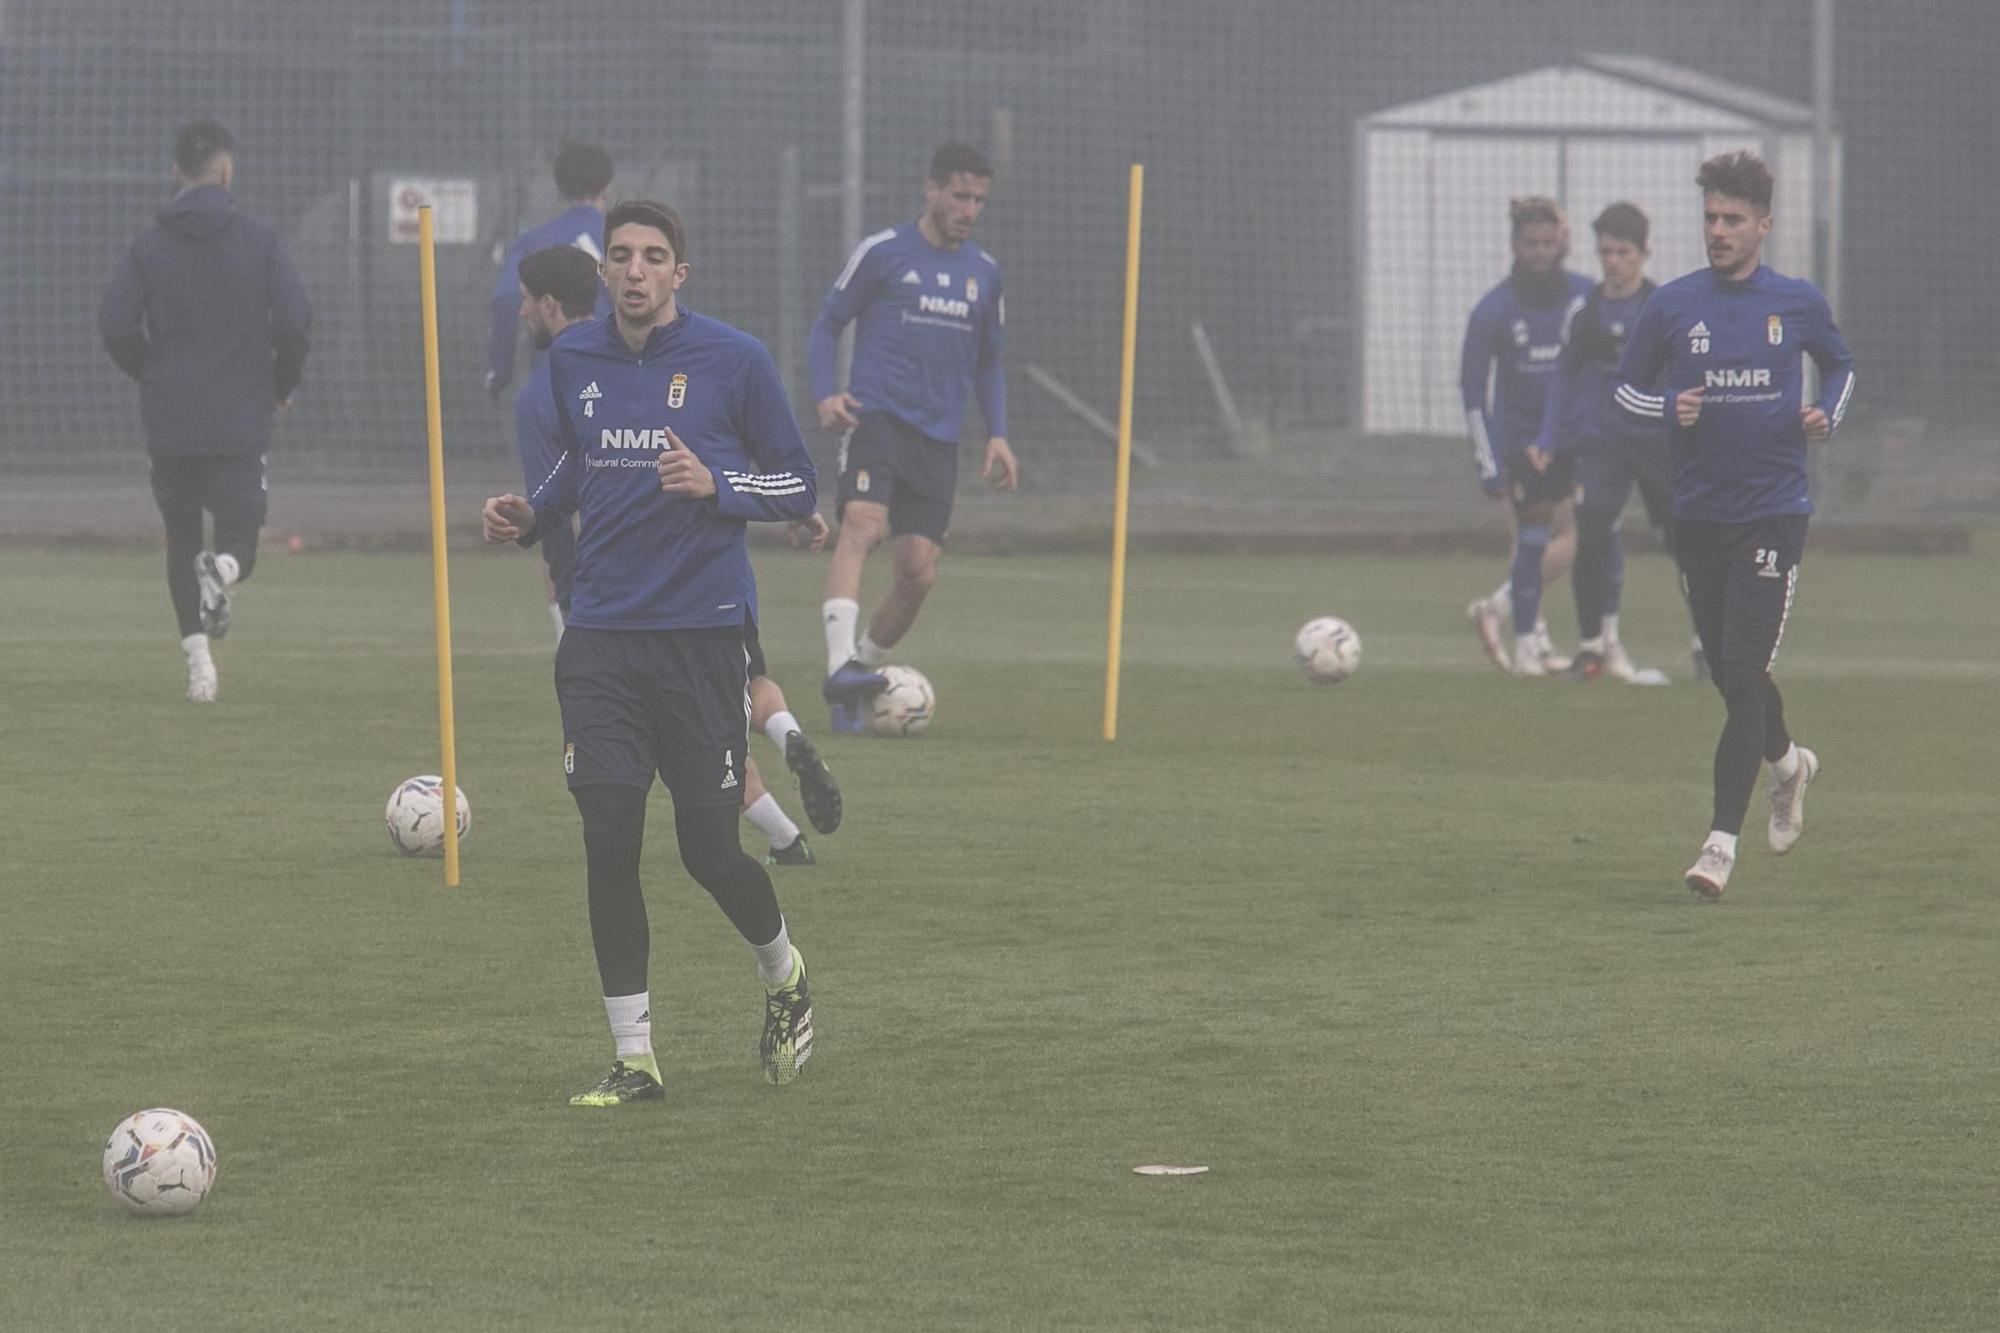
[388, 179, 478, 244]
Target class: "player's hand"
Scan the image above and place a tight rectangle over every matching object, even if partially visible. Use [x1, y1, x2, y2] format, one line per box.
[1523, 445, 1552, 474]
[483, 494, 536, 544]
[787, 512, 831, 553]
[981, 436, 1018, 491]
[1675, 385, 1706, 427]
[656, 427, 717, 499]
[1800, 406, 1831, 442]
[817, 392, 862, 431]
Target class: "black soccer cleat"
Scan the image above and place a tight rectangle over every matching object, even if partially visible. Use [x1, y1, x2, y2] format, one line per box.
[763, 833, 815, 866]
[568, 1060, 665, 1107]
[1566, 649, 1605, 681]
[784, 730, 842, 834]
[194, 553, 231, 639]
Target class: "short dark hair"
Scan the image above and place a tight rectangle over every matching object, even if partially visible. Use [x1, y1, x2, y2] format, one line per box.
[928, 143, 992, 185]
[519, 245, 603, 319]
[1697, 150, 1773, 213]
[602, 199, 688, 263]
[1509, 195, 1562, 235]
[553, 141, 614, 202]
[1592, 201, 1649, 250]
[173, 119, 234, 178]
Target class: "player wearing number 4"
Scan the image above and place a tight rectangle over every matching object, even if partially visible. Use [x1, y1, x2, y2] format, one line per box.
[483, 201, 819, 1099]
[812, 144, 1017, 731]
[1613, 151, 1854, 900]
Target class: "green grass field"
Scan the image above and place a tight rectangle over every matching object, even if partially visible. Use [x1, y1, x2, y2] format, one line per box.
[4, 541, 1996, 1331]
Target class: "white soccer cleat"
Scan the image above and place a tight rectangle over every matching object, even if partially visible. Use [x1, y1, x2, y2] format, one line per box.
[1533, 622, 1572, 674]
[1767, 746, 1820, 854]
[1466, 597, 1511, 672]
[1511, 634, 1549, 677]
[186, 657, 218, 703]
[1602, 639, 1638, 681]
[1684, 841, 1735, 901]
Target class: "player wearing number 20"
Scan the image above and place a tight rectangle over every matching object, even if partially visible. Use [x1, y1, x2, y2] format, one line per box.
[1613, 151, 1854, 901]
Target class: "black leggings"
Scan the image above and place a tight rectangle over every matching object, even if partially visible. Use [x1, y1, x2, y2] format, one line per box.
[571, 785, 784, 997]
[1709, 661, 1792, 836]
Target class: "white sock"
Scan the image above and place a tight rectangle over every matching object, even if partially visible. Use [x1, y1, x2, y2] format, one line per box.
[743, 793, 800, 850]
[1515, 632, 1539, 661]
[1692, 633, 1705, 654]
[1705, 830, 1739, 858]
[603, 991, 653, 1061]
[213, 552, 240, 586]
[1769, 743, 1801, 782]
[856, 630, 891, 668]
[181, 632, 212, 663]
[823, 598, 859, 674]
[1578, 634, 1606, 654]
[1602, 612, 1621, 644]
[751, 918, 794, 985]
[1490, 581, 1513, 624]
[763, 710, 801, 750]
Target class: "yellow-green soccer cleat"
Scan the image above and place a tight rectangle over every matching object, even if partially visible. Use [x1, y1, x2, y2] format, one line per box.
[760, 947, 814, 1086]
[568, 1060, 664, 1107]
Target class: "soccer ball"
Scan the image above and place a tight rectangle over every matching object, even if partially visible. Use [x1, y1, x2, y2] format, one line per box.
[1294, 616, 1362, 684]
[103, 1108, 216, 1217]
[385, 775, 471, 856]
[866, 665, 936, 736]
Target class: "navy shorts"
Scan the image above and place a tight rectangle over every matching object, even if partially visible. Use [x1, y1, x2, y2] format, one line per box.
[554, 625, 751, 806]
[1506, 451, 1576, 510]
[1576, 436, 1673, 531]
[836, 411, 959, 543]
[149, 454, 269, 534]
[1675, 514, 1808, 674]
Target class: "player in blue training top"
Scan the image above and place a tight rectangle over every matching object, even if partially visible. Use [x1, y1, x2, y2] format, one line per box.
[1534, 201, 1692, 684]
[484, 141, 614, 398]
[512, 243, 844, 867]
[1461, 197, 1594, 676]
[810, 143, 1017, 730]
[482, 201, 821, 1099]
[1613, 151, 1854, 900]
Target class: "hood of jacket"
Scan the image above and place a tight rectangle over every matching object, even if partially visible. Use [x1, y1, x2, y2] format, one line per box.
[157, 184, 236, 242]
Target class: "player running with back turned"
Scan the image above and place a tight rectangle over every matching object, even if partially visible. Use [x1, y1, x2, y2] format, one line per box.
[812, 144, 1016, 729]
[483, 201, 819, 1099]
[1613, 151, 1853, 899]
[1461, 197, 1593, 675]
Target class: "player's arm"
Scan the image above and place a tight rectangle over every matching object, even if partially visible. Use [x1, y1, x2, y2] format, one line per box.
[484, 239, 523, 396]
[1458, 300, 1503, 494]
[98, 243, 149, 381]
[1801, 291, 1855, 442]
[665, 344, 818, 522]
[1612, 295, 1672, 426]
[807, 233, 888, 427]
[1533, 294, 1587, 459]
[503, 366, 583, 545]
[974, 275, 1016, 490]
[268, 234, 312, 406]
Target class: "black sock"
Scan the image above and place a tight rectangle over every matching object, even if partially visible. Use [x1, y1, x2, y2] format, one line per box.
[1710, 664, 1770, 836]
[573, 784, 650, 997]
[674, 802, 783, 947]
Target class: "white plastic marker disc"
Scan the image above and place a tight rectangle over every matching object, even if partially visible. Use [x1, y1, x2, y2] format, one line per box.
[1133, 1164, 1209, 1176]
[1629, 668, 1671, 687]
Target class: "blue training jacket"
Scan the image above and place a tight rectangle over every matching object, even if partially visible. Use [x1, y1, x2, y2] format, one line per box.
[529, 308, 817, 631]
[486, 203, 610, 392]
[808, 221, 1005, 444]
[99, 184, 312, 457]
[1460, 267, 1593, 490]
[1536, 280, 1664, 455]
[1614, 264, 1855, 524]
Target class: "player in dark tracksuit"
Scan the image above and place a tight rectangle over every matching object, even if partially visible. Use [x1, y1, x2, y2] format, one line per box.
[1461, 196, 1594, 675]
[1614, 152, 1854, 900]
[483, 202, 820, 1099]
[1535, 201, 1690, 683]
[99, 119, 311, 703]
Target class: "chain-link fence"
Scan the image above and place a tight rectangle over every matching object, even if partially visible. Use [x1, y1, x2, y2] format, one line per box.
[4, 0, 1993, 540]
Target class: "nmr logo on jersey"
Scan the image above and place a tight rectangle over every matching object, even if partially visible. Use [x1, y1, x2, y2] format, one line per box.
[919, 294, 971, 319]
[1705, 368, 1773, 389]
[667, 373, 688, 409]
[600, 427, 673, 450]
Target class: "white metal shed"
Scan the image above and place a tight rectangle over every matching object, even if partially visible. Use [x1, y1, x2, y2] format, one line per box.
[1356, 55, 1840, 435]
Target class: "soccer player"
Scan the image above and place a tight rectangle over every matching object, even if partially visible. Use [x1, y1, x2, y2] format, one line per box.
[1535, 202, 1687, 682]
[1461, 197, 1593, 676]
[516, 245, 844, 861]
[99, 119, 312, 703]
[1613, 151, 1853, 899]
[811, 143, 1016, 729]
[484, 141, 614, 398]
[482, 201, 819, 1099]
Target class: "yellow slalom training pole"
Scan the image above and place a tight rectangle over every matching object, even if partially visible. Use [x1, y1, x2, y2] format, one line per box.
[418, 205, 462, 886]
[1103, 163, 1144, 742]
